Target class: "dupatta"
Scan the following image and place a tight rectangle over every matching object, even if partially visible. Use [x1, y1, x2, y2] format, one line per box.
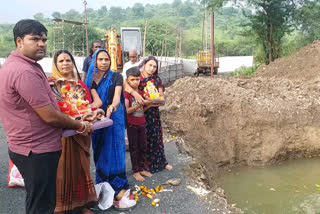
[84, 48, 114, 111]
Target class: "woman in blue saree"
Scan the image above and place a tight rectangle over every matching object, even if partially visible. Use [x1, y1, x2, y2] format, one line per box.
[85, 49, 136, 210]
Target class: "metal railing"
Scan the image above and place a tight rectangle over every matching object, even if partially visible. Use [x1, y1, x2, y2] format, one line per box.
[157, 58, 184, 85]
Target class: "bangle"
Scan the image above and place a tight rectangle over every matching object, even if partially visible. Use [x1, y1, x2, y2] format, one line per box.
[76, 122, 84, 132]
[107, 104, 117, 113]
[108, 105, 113, 113]
[112, 104, 117, 112]
[76, 122, 87, 134]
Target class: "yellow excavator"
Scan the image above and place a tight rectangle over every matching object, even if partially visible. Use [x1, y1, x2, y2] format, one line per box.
[104, 28, 143, 72]
[104, 29, 122, 72]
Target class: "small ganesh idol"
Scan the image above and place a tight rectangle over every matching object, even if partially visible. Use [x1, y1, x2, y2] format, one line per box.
[49, 78, 104, 122]
[143, 79, 163, 100]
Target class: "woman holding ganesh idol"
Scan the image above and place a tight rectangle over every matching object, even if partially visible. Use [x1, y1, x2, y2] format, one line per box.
[51, 50, 101, 214]
[124, 56, 172, 173]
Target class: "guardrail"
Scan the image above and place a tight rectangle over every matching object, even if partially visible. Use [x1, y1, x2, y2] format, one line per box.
[158, 59, 184, 85]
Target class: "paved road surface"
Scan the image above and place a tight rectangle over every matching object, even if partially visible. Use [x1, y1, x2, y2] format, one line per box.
[0, 122, 213, 214]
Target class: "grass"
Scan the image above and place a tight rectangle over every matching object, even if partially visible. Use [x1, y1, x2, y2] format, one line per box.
[230, 64, 260, 76]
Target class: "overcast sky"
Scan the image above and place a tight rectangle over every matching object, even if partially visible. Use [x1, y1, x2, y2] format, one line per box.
[0, 0, 175, 24]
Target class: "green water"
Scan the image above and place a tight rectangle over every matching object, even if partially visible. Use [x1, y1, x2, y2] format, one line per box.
[215, 157, 320, 214]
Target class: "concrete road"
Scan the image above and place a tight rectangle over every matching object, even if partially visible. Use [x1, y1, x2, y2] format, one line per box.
[0, 122, 214, 214]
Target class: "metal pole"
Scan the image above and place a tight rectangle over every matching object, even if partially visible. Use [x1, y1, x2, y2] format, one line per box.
[205, 11, 208, 52]
[83, 0, 89, 56]
[53, 22, 55, 54]
[143, 19, 148, 57]
[202, 12, 205, 50]
[179, 27, 182, 58]
[62, 19, 65, 50]
[164, 26, 168, 59]
[175, 29, 178, 58]
[210, 12, 214, 77]
[82, 24, 85, 55]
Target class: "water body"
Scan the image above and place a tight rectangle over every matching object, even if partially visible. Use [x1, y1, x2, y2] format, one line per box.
[215, 157, 320, 214]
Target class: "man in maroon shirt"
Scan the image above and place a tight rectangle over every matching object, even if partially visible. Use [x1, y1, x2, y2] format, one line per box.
[0, 19, 93, 214]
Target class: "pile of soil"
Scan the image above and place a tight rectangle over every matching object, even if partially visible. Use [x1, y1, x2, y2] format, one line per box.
[162, 40, 320, 187]
[256, 40, 320, 81]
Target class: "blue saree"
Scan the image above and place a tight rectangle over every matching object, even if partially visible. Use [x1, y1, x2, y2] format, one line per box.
[85, 49, 129, 195]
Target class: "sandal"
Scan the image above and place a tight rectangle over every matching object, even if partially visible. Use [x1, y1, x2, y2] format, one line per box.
[113, 190, 137, 211]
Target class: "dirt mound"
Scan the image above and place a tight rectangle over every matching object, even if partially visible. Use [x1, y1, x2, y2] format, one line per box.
[162, 76, 320, 180]
[162, 41, 320, 188]
[256, 40, 320, 81]
[160, 42, 320, 212]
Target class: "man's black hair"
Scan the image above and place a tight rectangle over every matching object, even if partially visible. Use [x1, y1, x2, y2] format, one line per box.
[13, 19, 47, 47]
[90, 41, 102, 55]
[126, 66, 140, 78]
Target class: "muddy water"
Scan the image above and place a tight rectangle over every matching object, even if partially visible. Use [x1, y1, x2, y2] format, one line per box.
[215, 157, 320, 214]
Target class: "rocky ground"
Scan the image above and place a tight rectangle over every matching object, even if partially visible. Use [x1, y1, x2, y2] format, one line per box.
[161, 40, 320, 211]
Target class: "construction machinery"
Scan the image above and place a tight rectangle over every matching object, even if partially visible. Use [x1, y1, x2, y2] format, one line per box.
[195, 11, 219, 76]
[120, 27, 143, 63]
[196, 50, 219, 75]
[104, 29, 122, 72]
[104, 28, 143, 72]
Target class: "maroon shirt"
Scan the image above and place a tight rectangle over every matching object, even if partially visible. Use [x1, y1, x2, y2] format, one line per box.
[0, 51, 62, 156]
[124, 91, 146, 125]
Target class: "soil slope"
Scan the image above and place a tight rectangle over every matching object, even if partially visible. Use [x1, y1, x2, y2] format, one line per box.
[162, 41, 320, 182]
[256, 40, 320, 81]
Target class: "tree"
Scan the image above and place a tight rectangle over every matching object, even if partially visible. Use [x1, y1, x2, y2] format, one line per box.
[240, 0, 296, 64]
[33, 13, 47, 23]
[98, 6, 108, 16]
[206, 0, 228, 9]
[63, 9, 82, 21]
[52, 12, 62, 19]
[0, 25, 15, 57]
[178, 4, 194, 17]
[132, 3, 144, 18]
[86, 8, 96, 19]
[183, 39, 202, 56]
[143, 20, 176, 56]
[296, 0, 320, 43]
[172, 0, 182, 8]
[87, 26, 101, 48]
[109, 7, 124, 22]
[4, 0, 312, 59]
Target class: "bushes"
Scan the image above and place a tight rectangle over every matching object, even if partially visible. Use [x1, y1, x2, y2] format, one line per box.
[230, 64, 259, 76]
